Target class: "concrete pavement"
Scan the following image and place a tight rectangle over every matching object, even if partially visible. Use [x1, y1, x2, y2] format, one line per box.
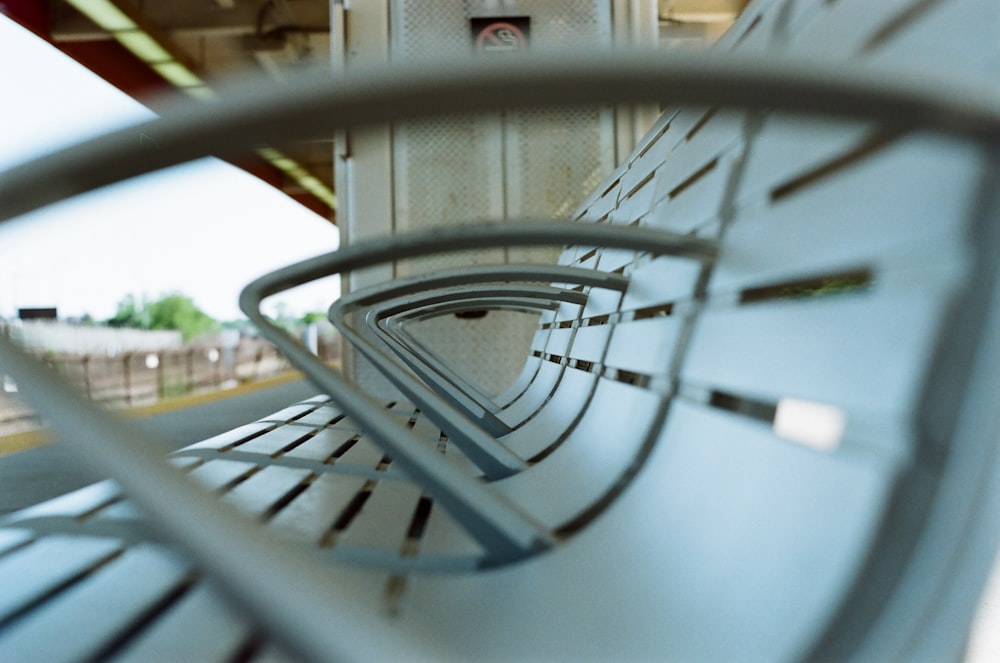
[0, 376, 321, 515]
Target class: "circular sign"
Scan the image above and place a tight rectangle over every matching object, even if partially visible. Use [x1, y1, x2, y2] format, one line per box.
[475, 22, 527, 53]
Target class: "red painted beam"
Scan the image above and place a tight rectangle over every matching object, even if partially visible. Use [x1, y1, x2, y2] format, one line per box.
[224, 156, 333, 220]
[0, 0, 47, 36]
[286, 191, 333, 219]
[59, 39, 172, 100]
[1, 1, 333, 222]
[2, 1, 168, 98]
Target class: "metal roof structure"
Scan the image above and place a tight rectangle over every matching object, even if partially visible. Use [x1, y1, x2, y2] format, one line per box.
[0, 0, 748, 224]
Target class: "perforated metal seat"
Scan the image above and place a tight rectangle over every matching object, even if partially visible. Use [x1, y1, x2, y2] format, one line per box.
[1, 0, 1000, 660]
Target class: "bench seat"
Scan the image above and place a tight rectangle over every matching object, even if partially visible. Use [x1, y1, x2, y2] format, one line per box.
[1, 0, 1000, 660]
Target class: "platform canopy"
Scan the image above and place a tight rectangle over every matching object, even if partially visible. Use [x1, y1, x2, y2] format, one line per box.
[0, 0, 747, 224]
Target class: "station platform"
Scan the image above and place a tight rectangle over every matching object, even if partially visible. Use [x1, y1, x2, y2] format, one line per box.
[0, 375, 320, 516]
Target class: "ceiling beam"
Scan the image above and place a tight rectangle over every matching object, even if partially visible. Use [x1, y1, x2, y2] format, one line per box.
[51, 2, 261, 39]
[0, 0, 48, 36]
[659, 0, 749, 22]
[227, 155, 334, 220]
[2, 1, 334, 222]
[53, 1, 328, 39]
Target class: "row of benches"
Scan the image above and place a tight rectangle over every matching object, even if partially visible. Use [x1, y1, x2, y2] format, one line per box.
[1, 0, 1000, 659]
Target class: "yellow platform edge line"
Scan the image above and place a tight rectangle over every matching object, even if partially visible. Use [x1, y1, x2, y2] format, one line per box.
[0, 365, 334, 459]
[0, 428, 54, 457]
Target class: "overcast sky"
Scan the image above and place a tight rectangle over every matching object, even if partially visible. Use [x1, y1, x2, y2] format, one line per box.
[0, 14, 341, 322]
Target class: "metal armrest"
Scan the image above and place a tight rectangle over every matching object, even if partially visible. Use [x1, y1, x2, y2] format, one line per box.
[329, 264, 630, 440]
[238, 222, 714, 557]
[379, 298, 563, 415]
[349, 286, 584, 440]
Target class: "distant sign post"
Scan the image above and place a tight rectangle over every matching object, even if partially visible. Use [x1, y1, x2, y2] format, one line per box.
[471, 17, 530, 54]
[18, 307, 57, 321]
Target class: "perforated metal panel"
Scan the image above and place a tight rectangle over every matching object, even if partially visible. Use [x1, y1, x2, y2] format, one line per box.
[340, 0, 617, 397]
[392, 114, 505, 276]
[505, 106, 616, 265]
[405, 310, 541, 396]
[393, 0, 613, 58]
[391, 0, 505, 281]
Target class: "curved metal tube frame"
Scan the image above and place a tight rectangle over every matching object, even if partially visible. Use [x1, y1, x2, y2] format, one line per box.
[330, 264, 629, 432]
[336, 284, 576, 442]
[2, 51, 1000, 224]
[379, 298, 561, 414]
[348, 286, 584, 438]
[238, 222, 714, 561]
[0, 53, 997, 663]
[337, 263, 629, 310]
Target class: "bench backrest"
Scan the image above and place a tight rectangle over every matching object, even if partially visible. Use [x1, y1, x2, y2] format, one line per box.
[1, 0, 999, 660]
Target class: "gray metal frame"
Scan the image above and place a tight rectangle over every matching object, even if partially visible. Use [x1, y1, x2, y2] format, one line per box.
[3, 52, 1000, 223]
[0, 52, 999, 662]
[238, 222, 714, 555]
[378, 299, 561, 413]
[355, 288, 581, 432]
[329, 264, 630, 427]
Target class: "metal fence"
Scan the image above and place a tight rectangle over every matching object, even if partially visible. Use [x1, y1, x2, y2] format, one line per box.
[0, 336, 333, 434]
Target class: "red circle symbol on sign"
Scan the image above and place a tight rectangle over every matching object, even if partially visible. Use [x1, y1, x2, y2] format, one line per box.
[475, 22, 527, 53]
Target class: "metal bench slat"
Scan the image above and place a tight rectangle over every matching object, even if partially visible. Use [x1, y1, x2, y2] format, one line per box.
[497, 360, 562, 427]
[0, 536, 122, 624]
[268, 472, 368, 543]
[605, 316, 685, 376]
[0, 545, 189, 663]
[714, 138, 980, 294]
[338, 479, 423, 551]
[223, 465, 314, 518]
[498, 367, 598, 459]
[497, 380, 663, 527]
[111, 584, 250, 663]
[683, 287, 951, 416]
[281, 427, 362, 464]
[563, 323, 611, 364]
[187, 460, 258, 491]
[234, 425, 315, 456]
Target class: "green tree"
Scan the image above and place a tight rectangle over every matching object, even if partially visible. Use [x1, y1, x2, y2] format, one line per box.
[301, 311, 327, 325]
[106, 294, 149, 329]
[107, 293, 218, 341]
[147, 294, 218, 340]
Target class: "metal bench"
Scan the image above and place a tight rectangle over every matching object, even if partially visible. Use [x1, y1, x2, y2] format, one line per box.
[2, 0, 1000, 659]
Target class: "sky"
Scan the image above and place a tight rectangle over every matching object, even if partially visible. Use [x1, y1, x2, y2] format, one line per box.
[0, 14, 341, 322]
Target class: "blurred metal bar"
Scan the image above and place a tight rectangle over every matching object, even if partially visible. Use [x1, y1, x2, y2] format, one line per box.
[349, 286, 583, 430]
[0, 333, 423, 663]
[1, 51, 998, 662]
[3, 52, 1000, 224]
[331, 264, 628, 426]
